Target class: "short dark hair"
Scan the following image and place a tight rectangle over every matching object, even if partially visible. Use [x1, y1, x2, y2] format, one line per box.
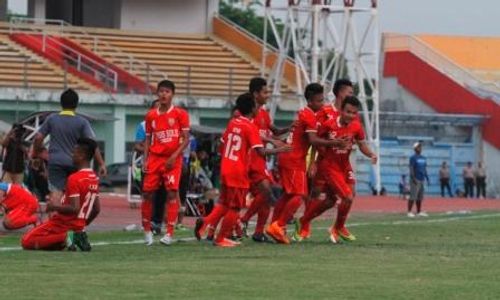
[76, 137, 97, 161]
[249, 77, 267, 94]
[333, 79, 353, 97]
[304, 83, 324, 101]
[235, 92, 256, 116]
[341, 96, 361, 110]
[157, 80, 175, 93]
[60, 89, 79, 109]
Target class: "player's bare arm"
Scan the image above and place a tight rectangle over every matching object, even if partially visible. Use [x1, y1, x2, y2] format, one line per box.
[357, 140, 377, 164]
[86, 196, 101, 226]
[307, 132, 349, 148]
[94, 146, 107, 177]
[165, 129, 190, 170]
[46, 195, 79, 215]
[307, 147, 318, 178]
[270, 124, 289, 136]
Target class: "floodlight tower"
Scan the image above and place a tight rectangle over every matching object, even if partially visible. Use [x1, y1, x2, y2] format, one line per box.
[262, 0, 381, 192]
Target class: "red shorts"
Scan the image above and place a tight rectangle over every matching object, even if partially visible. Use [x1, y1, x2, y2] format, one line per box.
[219, 185, 248, 209]
[249, 168, 273, 186]
[143, 153, 182, 192]
[315, 164, 354, 199]
[21, 219, 68, 250]
[279, 166, 308, 196]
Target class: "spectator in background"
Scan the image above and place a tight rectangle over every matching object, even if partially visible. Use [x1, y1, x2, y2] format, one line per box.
[176, 134, 197, 230]
[408, 142, 429, 217]
[1, 123, 28, 184]
[27, 146, 49, 203]
[439, 161, 453, 198]
[475, 162, 486, 199]
[462, 162, 475, 198]
[399, 174, 410, 200]
[33, 89, 107, 205]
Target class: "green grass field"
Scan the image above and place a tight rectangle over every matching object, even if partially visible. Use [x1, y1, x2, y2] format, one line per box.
[1, 212, 500, 300]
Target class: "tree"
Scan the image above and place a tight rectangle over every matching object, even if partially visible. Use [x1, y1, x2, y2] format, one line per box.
[219, 0, 284, 49]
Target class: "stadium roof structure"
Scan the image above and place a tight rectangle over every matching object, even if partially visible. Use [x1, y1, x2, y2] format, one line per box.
[380, 111, 487, 127]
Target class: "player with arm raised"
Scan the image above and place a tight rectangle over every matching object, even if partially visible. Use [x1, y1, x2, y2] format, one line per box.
[21, 138, 100, 251]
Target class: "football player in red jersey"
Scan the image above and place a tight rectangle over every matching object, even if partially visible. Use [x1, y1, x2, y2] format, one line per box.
[22, 138, 101, 251]
[312, 96, 377, 243]
[266, 83, 349, 244]
[240, 77, 288, 243]
[141, 80, 190, 246]
[0, 183, 39, 230]
[194, 93, 290, 247]
[295, 79, 355, 240]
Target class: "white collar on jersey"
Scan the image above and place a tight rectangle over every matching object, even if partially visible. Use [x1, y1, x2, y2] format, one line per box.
[336, 116, 345, 128]
[156, 105, 174, 115]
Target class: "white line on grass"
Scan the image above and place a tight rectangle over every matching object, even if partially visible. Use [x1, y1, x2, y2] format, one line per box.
[1, 213, 499, 252]
[314, 212, 500, 230]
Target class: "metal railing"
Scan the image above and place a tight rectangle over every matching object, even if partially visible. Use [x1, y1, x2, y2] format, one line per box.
[11, 31, 118, 90]
[384, 33, 500, 94]
[9, 17, 167, 92]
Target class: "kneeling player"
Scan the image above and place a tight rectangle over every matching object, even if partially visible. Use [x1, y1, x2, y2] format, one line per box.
[21, 138, 101, 251]
[0, 183, 39, 230]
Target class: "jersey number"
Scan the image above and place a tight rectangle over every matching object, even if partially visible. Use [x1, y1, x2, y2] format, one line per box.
[224, 133, 242, 161]
[78, 191, 97, 219]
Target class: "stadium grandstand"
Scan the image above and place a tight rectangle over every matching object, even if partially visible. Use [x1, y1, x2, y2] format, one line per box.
[0, 0, 497, 197]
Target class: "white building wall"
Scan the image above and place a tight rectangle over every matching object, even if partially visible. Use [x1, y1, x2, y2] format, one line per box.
[120, 0, 219, 34]
[483, 142, 500, 198]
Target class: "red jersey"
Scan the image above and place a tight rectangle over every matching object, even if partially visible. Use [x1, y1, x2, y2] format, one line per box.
[249, 107, 272, 174]
[317, 103, 339, 125]
[278, 106, 318, 170]
[220, 116, 263, 188]
[0, 183, 37, 210]
[318, 116, 365, 171]
[145, 106, 190, 156]
[52, 168, 99, 230]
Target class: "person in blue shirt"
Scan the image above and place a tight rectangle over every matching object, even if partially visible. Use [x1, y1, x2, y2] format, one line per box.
[408, 142, 429, 217]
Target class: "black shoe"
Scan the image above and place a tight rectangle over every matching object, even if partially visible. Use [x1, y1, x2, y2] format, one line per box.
[194, 218, 204, 241]
[230, 235, 243, 242]
[252, 233, 272, 243]
[73, 232, 92, 252]
[242, 221, 249, 238]
[151, 222, 162, 236]
[206, 233, 214, 241]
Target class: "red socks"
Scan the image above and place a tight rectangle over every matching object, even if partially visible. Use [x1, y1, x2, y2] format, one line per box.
[272, 194, 290, 222]
[277, 195, 302, 227]
[215, 209, 239, 243]
[241, 192, 266, 223]
[165, 199, 180, 236]
[204, 204, 228, 230]
[255, 204, 270, 234]
[141, 200, 152, 232]
[335, 200, 353, 229]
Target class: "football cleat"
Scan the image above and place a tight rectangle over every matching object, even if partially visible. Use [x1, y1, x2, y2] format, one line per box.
[338, 227, 356, 242]
[194, 218, 205, 241]
[329, 227, 341, 244]
[265, 221, 290, 244]
[73, 231, 92, 251]
[214, 238, 238, 248]
[252, 233, 272, 243]
[144, 231, 154, 246]
[160, 234, 173, 246]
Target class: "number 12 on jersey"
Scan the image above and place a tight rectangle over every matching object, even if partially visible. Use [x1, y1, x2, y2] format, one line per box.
[224, 133, 242, 161]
